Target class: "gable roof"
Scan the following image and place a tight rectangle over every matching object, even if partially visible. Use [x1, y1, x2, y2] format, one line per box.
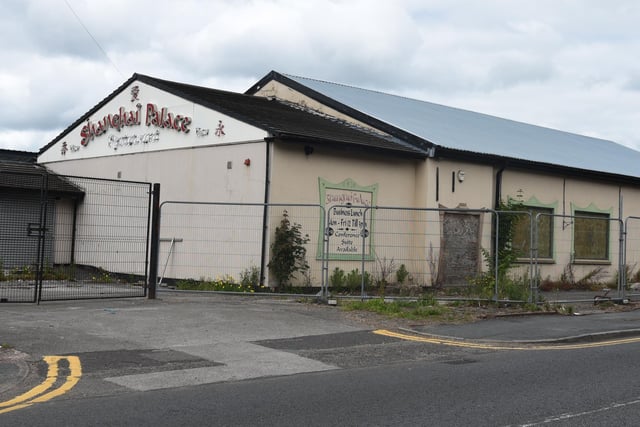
[248, 71, 640, 181]
[40, 74, 424, 159]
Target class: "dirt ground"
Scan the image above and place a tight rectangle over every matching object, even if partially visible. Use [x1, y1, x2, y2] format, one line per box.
[331, 298, 640, 331]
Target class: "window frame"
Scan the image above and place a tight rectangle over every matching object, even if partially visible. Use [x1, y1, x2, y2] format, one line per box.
[513, 205, 554, 261]
[572, 210, 610, 262]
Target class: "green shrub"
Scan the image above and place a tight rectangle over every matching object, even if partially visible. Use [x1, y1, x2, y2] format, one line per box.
[345, 268, 372, 292]
[396, 264, 409, 284]
[330, 267, 346, 287]
[268, 210, 310, 287]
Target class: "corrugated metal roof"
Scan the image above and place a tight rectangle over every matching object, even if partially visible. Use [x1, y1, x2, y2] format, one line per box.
[281, 73, 640, 178]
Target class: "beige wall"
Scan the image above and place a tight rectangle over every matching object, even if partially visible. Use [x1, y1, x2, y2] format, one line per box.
[428, 159, 495, 209]
[269, 143, 418, 205]
[501, 168, 635, 284]
[268, 142, 423, 285]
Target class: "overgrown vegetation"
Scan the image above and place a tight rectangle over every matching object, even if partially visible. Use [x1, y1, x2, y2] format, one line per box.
[239, 265, 261, 288]
[396, 264, 409, 284]
[467, 199, 532, 301]
[176, 275, 269, 293]
[0, 262, 72, 281]
[268, 210, 310, 288]
[539, 265, 611, 292]
[342, 295, 452, 320]
[329, 267, 372, 292]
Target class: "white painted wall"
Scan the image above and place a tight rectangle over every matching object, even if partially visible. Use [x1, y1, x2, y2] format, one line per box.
[39, 81, 267, 163]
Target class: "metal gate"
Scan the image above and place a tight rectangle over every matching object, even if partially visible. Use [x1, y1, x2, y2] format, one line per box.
[0, 165, 153, 303]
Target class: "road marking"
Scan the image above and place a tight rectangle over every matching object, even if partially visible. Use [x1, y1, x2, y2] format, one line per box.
[373, 329, 640, 350]
[0, 356, 82, 414]
[513, 396, 640, 426]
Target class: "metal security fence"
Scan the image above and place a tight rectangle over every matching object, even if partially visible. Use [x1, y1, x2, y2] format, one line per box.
[623, 216, 640, 300]
[155, 202, 325, 291]
[151, 203, 538, 301]
[145, 201, 640, 304]
[324, 206, 495, 290]
[0, 171, 51, 302]
[533, 213, 625, 302]
[0, 170, 153, 303]
[322, 206, 538, 301]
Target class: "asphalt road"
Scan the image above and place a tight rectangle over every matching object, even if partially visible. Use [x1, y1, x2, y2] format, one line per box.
[3, 337, 640, 426]
[3, 294, 640, 425]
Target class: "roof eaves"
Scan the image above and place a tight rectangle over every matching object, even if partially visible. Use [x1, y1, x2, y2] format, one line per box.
[435, 146, 640, 186]
[274, 132, 426, 159]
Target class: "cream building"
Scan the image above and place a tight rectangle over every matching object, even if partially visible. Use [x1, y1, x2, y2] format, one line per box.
[37, 72, 640, 289]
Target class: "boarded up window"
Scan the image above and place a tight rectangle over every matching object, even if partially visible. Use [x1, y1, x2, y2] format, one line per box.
[438, 212, 480, 285]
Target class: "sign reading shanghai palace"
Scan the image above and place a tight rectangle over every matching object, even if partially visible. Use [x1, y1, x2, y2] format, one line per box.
[318, 178, 378, 260]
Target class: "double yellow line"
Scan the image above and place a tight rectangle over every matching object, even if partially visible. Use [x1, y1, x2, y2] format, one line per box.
[0, 356, 82, 414]
[374, 329, 640, 350]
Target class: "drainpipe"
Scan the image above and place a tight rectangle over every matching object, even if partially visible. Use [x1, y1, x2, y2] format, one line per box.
[494, 165, 505, 210]
[492, 164, 506, 256]
[491, 164, 507, 301]
[259, 138, 272, 286]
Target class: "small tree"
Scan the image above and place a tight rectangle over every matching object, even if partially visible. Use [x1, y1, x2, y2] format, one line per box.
[268, 210, 310, 288]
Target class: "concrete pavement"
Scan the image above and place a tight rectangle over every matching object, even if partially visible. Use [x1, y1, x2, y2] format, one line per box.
[407, 308, 640, 343]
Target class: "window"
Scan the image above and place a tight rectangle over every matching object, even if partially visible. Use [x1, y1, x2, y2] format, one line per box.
[573, 211, 609, 260]
[512, 207, 553, 259]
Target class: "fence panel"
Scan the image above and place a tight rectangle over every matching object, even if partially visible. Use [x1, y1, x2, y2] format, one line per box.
[624, 216, 640, 299]
[157, 202, 324, 291]
[325, 206, 499, 298]
[0, 171, 49, 302]
[534, 213, 624, 302]
[38, 176, 152, 301]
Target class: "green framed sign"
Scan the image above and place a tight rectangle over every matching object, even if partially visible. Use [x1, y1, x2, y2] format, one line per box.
[318, 177, 378, 260]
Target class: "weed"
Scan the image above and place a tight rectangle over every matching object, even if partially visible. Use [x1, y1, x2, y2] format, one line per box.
[342, 297, 449, 320]
[176, 276, 268, 293]
[374, 256, 396, 297]
[427, 242, 439, 286]
[345, 268, 372, 292]
[239, 265, 261, 289]
[330, 267, 346, 287]
[91, 267, 113, 283]
[396, 264, 409, 284]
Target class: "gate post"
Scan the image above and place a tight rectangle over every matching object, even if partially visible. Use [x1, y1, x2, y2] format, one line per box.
[148, 183, 161, 299]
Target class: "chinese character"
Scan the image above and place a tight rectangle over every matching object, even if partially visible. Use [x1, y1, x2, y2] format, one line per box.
[130, 85, 140, 102]
[196, 128, 210, 137]
[61, 141, 68, 156]
[215, 120, 225, 137]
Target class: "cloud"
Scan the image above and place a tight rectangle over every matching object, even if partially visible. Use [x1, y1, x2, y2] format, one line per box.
[2, 0, 640, 152]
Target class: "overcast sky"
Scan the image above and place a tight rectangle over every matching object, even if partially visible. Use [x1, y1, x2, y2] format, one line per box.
[2, 0, 640, 153]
